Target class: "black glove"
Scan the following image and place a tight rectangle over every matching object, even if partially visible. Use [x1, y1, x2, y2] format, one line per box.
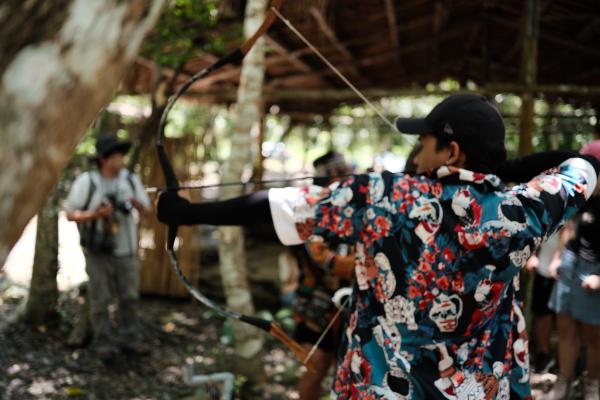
[157, 189, 273, 226]
[157, 190, 192, 226]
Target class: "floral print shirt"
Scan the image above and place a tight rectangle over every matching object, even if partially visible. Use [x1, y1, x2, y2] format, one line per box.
[268, 158, 596, 400]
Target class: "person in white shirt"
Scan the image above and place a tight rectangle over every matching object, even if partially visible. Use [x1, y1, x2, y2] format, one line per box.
[65, 135, 151, 360]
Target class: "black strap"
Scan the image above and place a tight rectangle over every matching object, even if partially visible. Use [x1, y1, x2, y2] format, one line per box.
[125, 171, 136, 195]
[79, 173, 98, 248]
[82, 173, 97, 211]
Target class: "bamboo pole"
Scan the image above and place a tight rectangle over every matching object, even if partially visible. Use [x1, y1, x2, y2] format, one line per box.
[518, 0, 539, 156]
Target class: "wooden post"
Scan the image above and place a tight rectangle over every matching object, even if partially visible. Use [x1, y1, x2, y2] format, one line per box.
[593, 104, 600, 139]
[544, 100, 560, 150]
[518, 0, 539, 156]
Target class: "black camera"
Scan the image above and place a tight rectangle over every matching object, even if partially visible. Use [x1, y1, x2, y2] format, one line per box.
[104, 193, 132, 214]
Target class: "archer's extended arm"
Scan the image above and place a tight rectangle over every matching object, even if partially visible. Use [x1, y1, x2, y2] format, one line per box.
[495, 150, 598, 183]
[157, 190, 272, 227]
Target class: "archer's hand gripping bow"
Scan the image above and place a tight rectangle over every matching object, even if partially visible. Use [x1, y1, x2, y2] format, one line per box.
[155, 0, 315, 372]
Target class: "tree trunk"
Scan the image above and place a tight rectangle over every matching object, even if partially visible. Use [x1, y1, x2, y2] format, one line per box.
[217, 0, 268, 379]
[24, 181, 62, 325]
[0, 0, 164, 265]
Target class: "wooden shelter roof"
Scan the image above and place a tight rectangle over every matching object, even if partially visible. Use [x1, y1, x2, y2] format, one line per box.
[123, 0, 600, 120]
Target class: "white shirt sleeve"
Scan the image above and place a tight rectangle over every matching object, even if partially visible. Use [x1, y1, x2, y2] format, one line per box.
[561, 157, 597, 200]
[64, 173, 92, 212]
[268, 187, 305, 245]
[131, 174, 151, 208]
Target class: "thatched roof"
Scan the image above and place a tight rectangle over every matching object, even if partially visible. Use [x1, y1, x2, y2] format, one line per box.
[123, 0, 600, 119]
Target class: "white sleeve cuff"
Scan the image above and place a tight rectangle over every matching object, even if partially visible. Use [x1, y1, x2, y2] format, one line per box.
[560, 157, 597, 199]
[268, 187, 304, 246]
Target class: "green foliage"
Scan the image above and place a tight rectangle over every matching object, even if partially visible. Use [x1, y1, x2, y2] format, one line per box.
[142, 0, 242, 69]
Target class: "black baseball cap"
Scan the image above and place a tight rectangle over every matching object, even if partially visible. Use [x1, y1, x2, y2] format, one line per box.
[95, 135, 131, 158]
[395, 93, 506, 172]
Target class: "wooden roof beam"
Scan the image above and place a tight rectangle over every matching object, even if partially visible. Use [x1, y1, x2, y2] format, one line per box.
[459, 24, 481, 85]
[264, 35, 313, 73]
[396, 15, 432, 33]
[575, 67, 600, 82]
[308, 7, 368, 84]
[383, 0, 404, 72]
[401, 25, 472, 54]
[267, 53, 398, 89]
[396, 0, 431, 14]
[182, 26, 471, 91]
[431, 0, 451, 78]
[467, 56, 518, 77]
[186, 84, 600, 103]
[499, 0, 564, 65]
[184, 37, 387, 91]
[540, 30, 600, 58]
[188, 54, 300, 90]
[493, 15, 600, 58]
[542, 14, 598, 21]
[543, 19, 600, 72]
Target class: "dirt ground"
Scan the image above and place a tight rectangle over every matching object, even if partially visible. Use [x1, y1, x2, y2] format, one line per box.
[0, 289, 311, 400]
[1, 284, 592, 400]
[0, 217, 583, 399]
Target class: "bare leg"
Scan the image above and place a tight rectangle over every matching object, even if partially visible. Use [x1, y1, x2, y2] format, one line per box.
[298, 344, 335, 400]
[557, 313, 581, 379]
[581, 323, 600, 380]
[535, 314, 553, 354]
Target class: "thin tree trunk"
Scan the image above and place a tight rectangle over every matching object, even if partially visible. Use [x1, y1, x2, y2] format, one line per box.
[0, 0, 164, 265]
[217, 0, 268, 379]
[24, 182, 62, 325]
[128, 61, 184, 172]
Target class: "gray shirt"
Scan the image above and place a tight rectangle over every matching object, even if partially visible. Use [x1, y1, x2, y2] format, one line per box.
[64, 169, 151, 257]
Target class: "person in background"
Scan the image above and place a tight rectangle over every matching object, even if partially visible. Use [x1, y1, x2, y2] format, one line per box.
[525, 232, 561, 374]
[548, 141, 600, 400]
[292, 151, 355, 400]
[65, 135, 152, 360]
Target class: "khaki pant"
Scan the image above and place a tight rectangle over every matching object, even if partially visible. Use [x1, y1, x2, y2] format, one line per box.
[84, 250, 141, 347]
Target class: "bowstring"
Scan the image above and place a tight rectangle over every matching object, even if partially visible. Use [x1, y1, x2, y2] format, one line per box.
[144, 173, 354, 193]
[271, 7, 416, 148]
[303, 296, 349, 365]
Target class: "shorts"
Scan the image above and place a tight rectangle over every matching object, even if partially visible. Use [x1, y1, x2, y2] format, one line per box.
[532, 273, 555, 316]
[549, 249, 600, 326]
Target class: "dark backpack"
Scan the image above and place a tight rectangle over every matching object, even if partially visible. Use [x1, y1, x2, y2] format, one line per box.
[78, 171, 136, 250]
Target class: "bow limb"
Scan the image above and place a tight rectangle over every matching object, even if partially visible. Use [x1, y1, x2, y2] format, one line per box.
[156, 0, 315, 372]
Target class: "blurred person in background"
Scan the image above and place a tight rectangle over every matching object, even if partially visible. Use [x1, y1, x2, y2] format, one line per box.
[548, 140, 600, 400]
[525, 232, 561, 374]
[292, 151, 355, 400]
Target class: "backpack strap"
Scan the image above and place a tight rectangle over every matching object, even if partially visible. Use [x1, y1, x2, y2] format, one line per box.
[126, 171, 136, 195]
[79, 172, 98, 249]
[82, 172, 97, 211]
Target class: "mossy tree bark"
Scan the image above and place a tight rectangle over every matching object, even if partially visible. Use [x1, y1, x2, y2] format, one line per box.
[0, 0, 164, 265]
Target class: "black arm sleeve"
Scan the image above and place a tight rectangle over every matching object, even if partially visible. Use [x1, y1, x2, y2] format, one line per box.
[157, 190, 273, 227]
[496, 151, 600, 183]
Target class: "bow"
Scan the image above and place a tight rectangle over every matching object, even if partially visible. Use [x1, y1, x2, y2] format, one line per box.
[156, 0, 315, 371]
